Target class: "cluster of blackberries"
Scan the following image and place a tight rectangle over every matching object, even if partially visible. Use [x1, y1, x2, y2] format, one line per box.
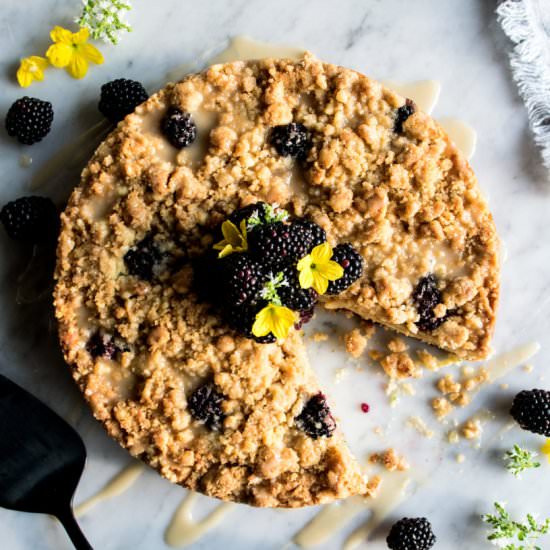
[195, 202, 364, 343]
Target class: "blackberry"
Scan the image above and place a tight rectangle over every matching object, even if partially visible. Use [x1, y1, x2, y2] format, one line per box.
[270, 122, 312, 159]
[248, 222, 310, 268]
[294, 306, 315, 330]
[192, 250, 222, 304]
[86, 332, 118, 360]
[226, 301, 276, 344]
[386, 517, 436, 550]
[326, 243, 364, 295]
[98, 78, 148, 123]
[279, 265, 318, 312]
[124, 235, 164, 281]
[295, 393, 336, 439]
[221, 254, 269, 307]
[228, 202, 268, 229]
[0, 196, 58, 243]
[5, 97, 54, 145]
[510, 389, 550, 437]
[293, 218, 326, 250]
[394, 99, 416, 134]
[412, 274, 445, 332]
[188, 383, 225, 430]
[161, 107, 197, 148]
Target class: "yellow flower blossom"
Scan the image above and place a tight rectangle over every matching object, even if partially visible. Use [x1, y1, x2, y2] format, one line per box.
[297, 242, 344, 295]
[16, 56, 49, 87]
[252, 303, 296, 340]
[46, 26, 103, 79]
[213, 220, 248, 258]
[542, 439, 550, 464]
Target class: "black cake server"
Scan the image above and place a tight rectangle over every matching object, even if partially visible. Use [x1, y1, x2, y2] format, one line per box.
[0, 374, 92, 549]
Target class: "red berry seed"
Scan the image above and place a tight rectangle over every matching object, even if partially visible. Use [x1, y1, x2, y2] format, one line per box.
[360, 402, 370, 413]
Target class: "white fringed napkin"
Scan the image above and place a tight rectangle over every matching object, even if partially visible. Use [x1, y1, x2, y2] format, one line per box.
[497, 0, 550, 173]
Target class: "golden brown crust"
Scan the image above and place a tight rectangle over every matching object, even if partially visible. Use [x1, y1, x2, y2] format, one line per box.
[54, 53, 499, 507]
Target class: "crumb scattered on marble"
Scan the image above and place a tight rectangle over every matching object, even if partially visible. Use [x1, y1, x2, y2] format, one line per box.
[500, 383, 509, 390]
[334, 367, 350, 384]
[523, 364, 534, 373]
[365, 475, 382, 497]
[461, 365, 474, 377]
[432, 397, 453, 418]
[462, 367, 489, 392]
[373, 426, 384, 436]
[312, 332, 328, 342]
[461, 418, 482, 440]
[407, 416, 434, 439]
[369, 448, 409, 472]
[387, 337, 408, 353]
[416, 349, 439, 371]
[456, 453, 466, 463]
[447, 430, 460, 444]
[437, 374, 460, 395]
[369, 349, 384, 362]
[401, 382, 416, 396]
[381, 351, 421, 379]
[344, 328, 367, 358]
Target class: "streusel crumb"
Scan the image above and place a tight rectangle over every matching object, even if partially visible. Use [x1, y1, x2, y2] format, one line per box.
[344, 328, 367, 358]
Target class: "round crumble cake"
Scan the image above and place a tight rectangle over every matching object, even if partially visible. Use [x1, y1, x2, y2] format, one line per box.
[54, 53, 499, 507]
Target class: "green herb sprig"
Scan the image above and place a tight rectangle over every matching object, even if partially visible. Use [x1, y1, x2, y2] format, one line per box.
[504, 445, 541, 478]
[483, 502, 550, 549]
[76, 0, 132, 45]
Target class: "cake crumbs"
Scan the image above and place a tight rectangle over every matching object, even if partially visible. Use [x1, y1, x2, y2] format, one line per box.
[523, 364, 534, 373]
[387, 337, 408, 353]
[381, 351, 421, 379]
[365, 475, 382, 497]
[407, 416, 435, 439]
[437, 374, 461, 395]
[344, 328, 367, 358]
[369, 448, 410, 472]
[461, 365, 474, 377]
[369, 349, 384, 362]
[461, 418, 482, 440]
[334, 367, 350, 384]
[447, 430, 460, 444]
[456, 453, 466, 463]
[312, 332, 329, 342]
[432, 397, 453, 418]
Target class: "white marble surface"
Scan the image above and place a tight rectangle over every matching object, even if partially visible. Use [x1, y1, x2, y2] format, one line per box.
[1, 1, 550, 549]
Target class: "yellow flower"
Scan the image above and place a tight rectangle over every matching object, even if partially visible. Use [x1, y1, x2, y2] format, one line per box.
[297, 242, 344, 295]
[542, 439, 550, 464]
[46, 26, 103, 79]
[213, 220, 248, 258]
[16, 56, 49, 88]
[252, 303, 296, 340]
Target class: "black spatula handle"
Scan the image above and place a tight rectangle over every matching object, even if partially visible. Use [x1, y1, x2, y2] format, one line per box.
[56, 506, 93, 550]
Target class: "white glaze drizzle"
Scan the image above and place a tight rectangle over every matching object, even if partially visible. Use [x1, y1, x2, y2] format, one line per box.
[485, 342, 540, 383]
[383, 80, 441, 115]
[74, 462, 144, 518]
[439, 117, 477, 160]
[164, 492, 234, 548]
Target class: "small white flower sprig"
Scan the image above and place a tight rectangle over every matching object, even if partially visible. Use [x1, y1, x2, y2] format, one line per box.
[76, 0, 132, 45]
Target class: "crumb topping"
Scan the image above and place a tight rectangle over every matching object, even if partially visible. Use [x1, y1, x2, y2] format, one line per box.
[54, 53, 499, 507]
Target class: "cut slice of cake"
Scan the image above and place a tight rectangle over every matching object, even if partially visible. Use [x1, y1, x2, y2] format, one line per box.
[54, 53, 499, 507]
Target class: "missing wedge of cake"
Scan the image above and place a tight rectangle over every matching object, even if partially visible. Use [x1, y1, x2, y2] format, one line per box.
[54, 52, 499, 507]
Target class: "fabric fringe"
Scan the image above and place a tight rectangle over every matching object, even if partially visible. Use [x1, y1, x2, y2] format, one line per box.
[497, 0, 550, 172]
